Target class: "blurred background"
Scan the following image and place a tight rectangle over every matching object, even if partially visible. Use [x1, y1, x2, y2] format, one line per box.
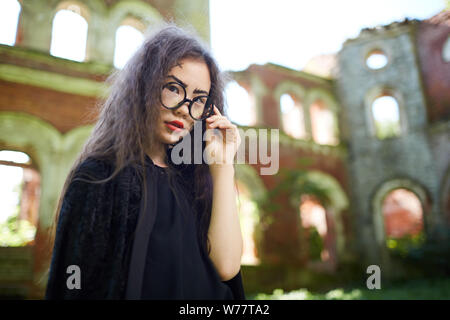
[0, 0, 449, 299]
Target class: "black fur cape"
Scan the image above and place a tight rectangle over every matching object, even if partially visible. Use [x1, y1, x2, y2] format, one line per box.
[45, 155, 245, 299]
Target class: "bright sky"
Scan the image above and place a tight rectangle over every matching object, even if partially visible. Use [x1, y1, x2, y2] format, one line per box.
[209, 0, 446, 71]
[0, 151, 29, 223]
[1, 0, 446, 71]
[210, 0, 446, 125]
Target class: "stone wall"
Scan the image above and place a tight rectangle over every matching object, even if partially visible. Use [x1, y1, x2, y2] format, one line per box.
[336, 22, 445, 267]
[16, 0, 210, 65]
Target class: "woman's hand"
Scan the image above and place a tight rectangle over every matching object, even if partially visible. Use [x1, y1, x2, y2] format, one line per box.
[204, 105, 241, 169]
[205, 107, 243, 280]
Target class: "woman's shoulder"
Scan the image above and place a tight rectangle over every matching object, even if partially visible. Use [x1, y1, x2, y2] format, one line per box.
[73, 156, 115, 181]
[72, 156, 143, 195]
[64, 156, 142, 206]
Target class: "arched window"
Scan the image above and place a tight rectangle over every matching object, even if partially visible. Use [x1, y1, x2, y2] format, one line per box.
[310, 99, 338, 145]
[382, 188, 424, 250]
[299, 195, 329, 262]
[366, 49, 388, 70]
[224, 81, 256, 126]
[50, 2, 89, 62]
[113, 17, 145, 69]
[280, 93, 306, 139]
[236, 181, 260, 265]
[371, 95, 401, 139]
[0, 0, 21, 46]
[443, 35, 450, 63]
[0, 150, 40, 246]
[443, 169, 450, 225]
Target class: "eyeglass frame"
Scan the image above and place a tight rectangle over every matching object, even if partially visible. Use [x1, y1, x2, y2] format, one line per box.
[159, 80, 214, 121]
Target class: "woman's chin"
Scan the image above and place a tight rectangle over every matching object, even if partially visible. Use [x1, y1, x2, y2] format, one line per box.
[163, 132, 187, 145]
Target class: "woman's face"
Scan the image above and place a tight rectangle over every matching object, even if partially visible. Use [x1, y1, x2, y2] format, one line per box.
[155, 57, 211, 146]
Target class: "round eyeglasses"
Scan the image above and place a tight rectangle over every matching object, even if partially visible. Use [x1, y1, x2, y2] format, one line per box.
[160, 81, 214, 121]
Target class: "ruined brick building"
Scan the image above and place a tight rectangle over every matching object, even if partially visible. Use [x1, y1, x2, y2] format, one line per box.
[0, 0, 448, 298]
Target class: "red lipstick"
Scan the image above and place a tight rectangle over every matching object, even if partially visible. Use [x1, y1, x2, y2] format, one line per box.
[166, 120, 184, 131]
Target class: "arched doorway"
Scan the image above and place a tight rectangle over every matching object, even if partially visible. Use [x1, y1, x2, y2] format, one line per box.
[290, 171, 349, 271]
[234, 164, 268, 265]
[372, 179, 431, 274]
[236, 180, 260, 265]
[309, 99, 338, 146]
[373, 179, 430, 247]
[382, 188, 425, 252]
[0, 149, 40, 298]
[299, 195, 330, 263]
[0, 150, 40, 246]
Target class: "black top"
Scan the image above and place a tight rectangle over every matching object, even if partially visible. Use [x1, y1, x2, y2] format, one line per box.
[45, 154, 244, 300]
[139, 163, 234, 299]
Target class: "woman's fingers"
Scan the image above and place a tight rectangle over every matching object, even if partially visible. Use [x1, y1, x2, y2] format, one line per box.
[206, 115, 220, 122]
[213, 105, 222, 116]
[205, 106, 239, 142]
[206, 114, 229, 127]
[208, 118, 233, 129]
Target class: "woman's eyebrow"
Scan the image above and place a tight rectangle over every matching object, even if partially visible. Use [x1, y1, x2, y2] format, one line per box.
[168, 75, 209, 95]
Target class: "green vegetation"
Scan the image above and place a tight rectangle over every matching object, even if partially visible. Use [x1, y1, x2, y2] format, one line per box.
[0, 210, 36, 247]
[391, 226, 450, 278]
[249, 228, 450, 300]
[261, 158, 332, 218]
[386, 232, 426, 256]
[0, 181, 36, 247]
[307, 227, 323, 261]
[250, 277, 450, 300]
[375, 120, 401, 139]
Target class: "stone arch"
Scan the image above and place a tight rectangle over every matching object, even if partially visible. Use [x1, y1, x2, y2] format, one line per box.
[0, 0, 22, 46]
[105, 1, 163, 66]
[54, 1, 92, 21]
[364, 86, 407, 139]
[372, 178, 431, 247]
[108, 0, 164, 32]
[112, 15, 145, 69]
[362, 43, 392, 72]
[0, 149, 41, 238]
[235, 163, 268, 205]
[273, 81, 307, 109]
[304, 88, 340, 145]
[273, 81, 309, 139]
[304, 88, 339, 114]
[50, 1, 91, 61]
[235, 164, 268, 264]
[53, 0, 109, 17]
[441, 166, 450, 224]
[51, 0, 108, 63]
[0, 112, 93, 228]
[289, 170, 349, 264]
[117, 16, 146, 33]
[248, 75, 267, 126]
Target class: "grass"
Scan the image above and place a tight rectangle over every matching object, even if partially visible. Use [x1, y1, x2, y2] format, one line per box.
[248, 277, 450, 300]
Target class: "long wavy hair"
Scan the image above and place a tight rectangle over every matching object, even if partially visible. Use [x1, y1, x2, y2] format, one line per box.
[47, 23, 230, 264]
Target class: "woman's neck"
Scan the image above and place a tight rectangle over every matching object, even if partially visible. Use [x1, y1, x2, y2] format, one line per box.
[146, 141, 168, 168]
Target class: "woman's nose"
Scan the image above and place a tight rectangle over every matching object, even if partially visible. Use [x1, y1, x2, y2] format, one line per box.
[174, 100, 190, 118]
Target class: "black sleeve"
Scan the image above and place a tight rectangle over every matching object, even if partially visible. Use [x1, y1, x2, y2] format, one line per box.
[45, 159, 113, 299]
[223, 269, 246, 300]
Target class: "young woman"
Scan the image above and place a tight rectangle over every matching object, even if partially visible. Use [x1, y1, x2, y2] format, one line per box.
[45, 24, 245, 300]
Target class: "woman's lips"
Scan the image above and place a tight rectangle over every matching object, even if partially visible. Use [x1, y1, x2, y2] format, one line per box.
[169, 120, 184, 128]
[166, 122, 183, 131]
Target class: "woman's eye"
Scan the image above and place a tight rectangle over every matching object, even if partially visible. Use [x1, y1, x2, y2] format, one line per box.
[168, 85, 178, 93]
